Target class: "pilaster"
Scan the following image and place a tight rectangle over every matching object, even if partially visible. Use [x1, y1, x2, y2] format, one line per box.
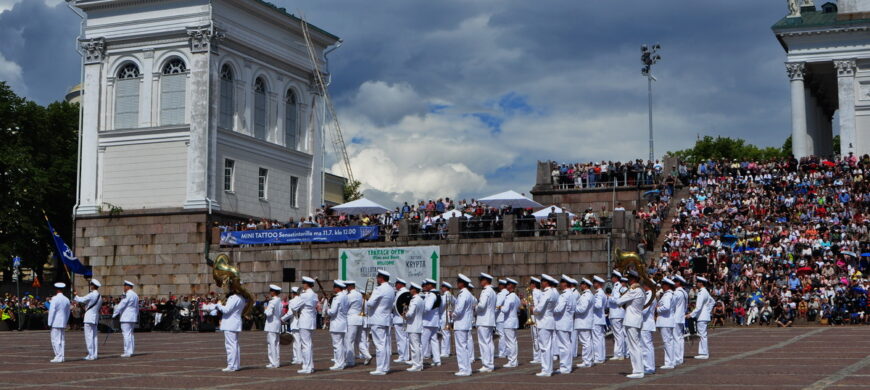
[835, 59, 857, 157]
[786, 62, 810, 158]
[76, 38, 106, 216]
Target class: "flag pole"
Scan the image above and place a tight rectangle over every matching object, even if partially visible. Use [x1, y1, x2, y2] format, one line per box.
[43, 210, 74, 296]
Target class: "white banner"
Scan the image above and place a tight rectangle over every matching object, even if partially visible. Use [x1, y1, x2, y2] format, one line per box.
[339, 246, 440, 285]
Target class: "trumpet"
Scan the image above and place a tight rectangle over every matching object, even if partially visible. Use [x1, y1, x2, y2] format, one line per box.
[524, 286, 536, 326]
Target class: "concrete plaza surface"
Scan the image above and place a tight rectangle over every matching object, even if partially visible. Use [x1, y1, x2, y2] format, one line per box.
[0, 327, 868, 389]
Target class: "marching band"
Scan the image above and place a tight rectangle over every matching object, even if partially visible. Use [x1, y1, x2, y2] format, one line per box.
[45, 269, 714, 379]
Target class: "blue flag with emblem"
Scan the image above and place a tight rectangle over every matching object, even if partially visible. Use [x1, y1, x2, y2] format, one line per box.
[45, 215, 92, 277]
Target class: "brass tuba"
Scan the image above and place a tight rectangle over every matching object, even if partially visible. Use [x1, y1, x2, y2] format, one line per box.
[614, 248, 657, 309]
[207, 253, 255, 319]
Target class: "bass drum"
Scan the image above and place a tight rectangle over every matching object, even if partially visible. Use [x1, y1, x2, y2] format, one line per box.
[395, 291, 412, 315]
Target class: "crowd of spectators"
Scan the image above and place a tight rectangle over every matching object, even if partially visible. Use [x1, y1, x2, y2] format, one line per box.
[651, 155, 870, 327]
[548, 159, 685, 189]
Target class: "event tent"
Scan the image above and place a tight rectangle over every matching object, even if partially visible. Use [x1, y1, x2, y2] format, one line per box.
[331, 198, 389, 215]
[478, 190, 543, 209]
[439, 209, 472, 219]
[532, 205, 576, 220]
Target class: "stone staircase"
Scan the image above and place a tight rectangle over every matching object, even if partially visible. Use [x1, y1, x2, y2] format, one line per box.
[648, 186, 689, 263]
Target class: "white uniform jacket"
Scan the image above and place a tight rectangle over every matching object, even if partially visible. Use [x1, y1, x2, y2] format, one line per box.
[673, 287, 688, 323]
[217, 294, 246, 332]
[365, 282, 396, 327]
[690, 287, 714, 322]
[574, 289, 594, 330]
[264, 296, 283, 333]
[593, 289, 607, 326]
[405, 294, 424, 334]
[346, 289, 364, 326]
[642, 291, 656, 332]
[495, 289, 508, 323]
[48, 293, 70, 329]
[328, 291, 349, 332]
[500, 292, 520, 329]
[280, 296, 301, 330]
[533, 287, 559, 330]
[422, 292, 440, 328]
[439, 291, 454, 327]
[608, 282, 627, 319]
[553, 288, 576, 332]
[616, 287, 645, 329]
[113, 290, 139, 323]
[655, 290, 675, 328]
[452, 288, 475, 331]
[291, 289, 318, 330]
[475, 286, 497, 327]
[74, 290, 102, 325]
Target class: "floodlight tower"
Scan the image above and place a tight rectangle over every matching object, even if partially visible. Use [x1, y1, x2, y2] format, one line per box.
[641, 43, 661, 162]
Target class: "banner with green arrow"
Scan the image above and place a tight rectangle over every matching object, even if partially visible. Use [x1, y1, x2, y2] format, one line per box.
[339, 245, 440, 284]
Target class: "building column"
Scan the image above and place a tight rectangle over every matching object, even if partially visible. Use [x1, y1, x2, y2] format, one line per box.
[835, 59, 857, 157]
[787, 62, 809, 158]
[805, 88, 819, 156]
[307, 82, 324, 216]
[76, 38, 106, 216]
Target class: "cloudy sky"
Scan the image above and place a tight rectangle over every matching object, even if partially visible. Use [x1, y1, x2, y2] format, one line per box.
[0, 0, 802, 206]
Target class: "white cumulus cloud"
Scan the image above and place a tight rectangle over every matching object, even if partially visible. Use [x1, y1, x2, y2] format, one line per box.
[0, 51, 25, 95]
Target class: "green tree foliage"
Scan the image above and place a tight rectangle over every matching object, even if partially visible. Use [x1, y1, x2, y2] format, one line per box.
[666, 136, 786, 164]
[342, 179, 363, 202]
[782, 135, 839, 157]
[0, 82, 79, 281]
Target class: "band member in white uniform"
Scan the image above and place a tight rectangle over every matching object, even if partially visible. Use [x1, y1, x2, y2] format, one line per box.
[495, 279, 508, 358]
[591, 276, 608, 364]
[421, 279, 441, 366]
[365, 270, 396, 375]
[656, 278, 676, 370]
[534, 274, 559, 377]
[569, 278, 580, 358]
[291, 277, 318, 374]
[500, 278, 520, 368]
[344, 281, 368, 367]
[328, 280, 349, 370]
[48, 283, 70, 363]
[391, 278, 409, 363]
[452, 274, 475, 376]
[112, 280, 139, 358]
[528, 277, 542, 364]
[405, 283, 425, 371]
[615, 271, 646, 379]
[74, 279, 102, 360]
[263, 284, 283, 368]
[439, 281, 454, 357]
[608, 271, 627, 360]
[672, 275, 689, 365]
[688, 276, 714, 359]
[475, 273, 497, 372]
[554, 275, 576, 374]
[574, 278, 595, 368]
[215, 287, 247, 372]
[641, 281, 657, 375]
[281, 287, 303, 365]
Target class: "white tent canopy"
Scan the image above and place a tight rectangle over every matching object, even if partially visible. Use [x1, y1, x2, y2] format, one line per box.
[331, 198, 389, 215]
[478, 190, 543, 209]
[533, 205, 576, 220]
[439, 209, 472, 219]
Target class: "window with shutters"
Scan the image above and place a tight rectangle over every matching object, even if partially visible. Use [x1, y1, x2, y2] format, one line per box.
[224, 159, 235, 192]
[290, 176, 299, 208]
[160, 58, 187, 126]
[219, 64, 234, 130]
[114, 63, 140, 129]
[258, 168, 268, 200]
[254, 77, 267, 140]
[285, 89, 299, 150]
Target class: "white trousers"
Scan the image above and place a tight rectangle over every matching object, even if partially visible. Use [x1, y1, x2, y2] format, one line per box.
[360, 326, 371, 359]
[642, 330, 655, 372]
[537, 328, 554, 374]
[454, 329, 472, 374]
[592, 324, 606, 362]
[371, 326, 391, 373]
[51, 327, 65, 361]
[659, 326, 675, 367]
[673, 323, 685, 364]
[84, 322, 98, 359]
[266, 332, 280, 367]
[422, 326, 441, 364]
[223, 331, 240, 370]
[440, 325, 452, 356]
[394, 324, 408, 360]
[299, 328, 314, 372]
[291, 330, 302, 363]
[626, 326, 643, 375]
[611, 318, 626, 358]
[331, 332, 346, 368]
[531, 326, 540, 361]
[346, 324, 369, 364]
[121, 322, 135, 356]
[571, 327, 578, 358]
[697, 320, 709, 356]
[503, 327, 518, 366]
[556, 330, 573, 373]
[496, 322, 505, 357]
[477, 326, 494, 369]
[409, 332, 423, 369]
[577, 329, 593, 365]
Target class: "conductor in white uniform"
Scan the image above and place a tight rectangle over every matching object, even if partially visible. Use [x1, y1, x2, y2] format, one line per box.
[475, 272, 497, 373]
[263, 284, 283, 368]
[688, 276, 714, 359]
[215, 285, 247, 372]
[48, 282, 70, 363]
[112, 280, 139, 358]
[74, 279, 102, 360]
[405, 282, 425, 371]
[365, 270, 396, 375]
[344, 280, 368, 367]
[452, 274, 475, 376]
[616, 271, 646, 379]
[291, 277, 318, 374]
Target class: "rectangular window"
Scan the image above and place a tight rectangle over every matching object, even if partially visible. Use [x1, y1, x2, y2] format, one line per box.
[219, 78, 234, 130]
[258, 168, 268, 200]
[114, 79, 139, 129]
[160, 74, 186, 126]
[223, 159, 235, 192]
[290, 176, 299, 208]
[254, 92, 266, 140]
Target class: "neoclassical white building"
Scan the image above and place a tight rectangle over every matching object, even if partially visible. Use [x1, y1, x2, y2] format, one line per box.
[774, 0, 870, 158]
[72, 0, 339, 221]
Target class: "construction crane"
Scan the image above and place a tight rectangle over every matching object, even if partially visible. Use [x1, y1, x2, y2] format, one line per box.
[299, 16, 355, 184]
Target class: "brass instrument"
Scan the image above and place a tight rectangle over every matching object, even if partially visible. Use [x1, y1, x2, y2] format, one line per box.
[314, 278, 334, 329]
[614, 248, 657, 308]
[360, 277, 375, 317]
[443, 293, 454, 331]
[207, 253, 254, 319]
[524, 286, 536, 326]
